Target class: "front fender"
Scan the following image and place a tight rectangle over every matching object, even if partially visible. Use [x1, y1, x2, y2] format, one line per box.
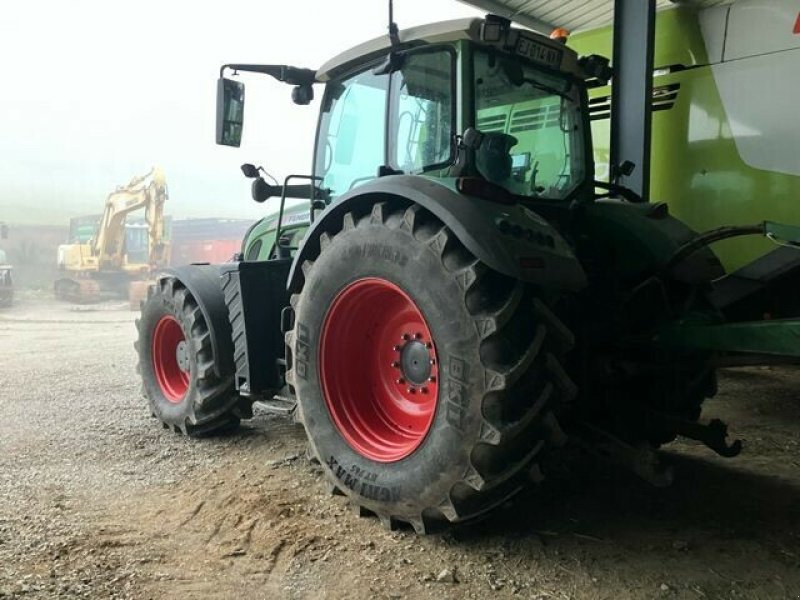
[157, 264, 235, 379]
[287, 175, 587, 293]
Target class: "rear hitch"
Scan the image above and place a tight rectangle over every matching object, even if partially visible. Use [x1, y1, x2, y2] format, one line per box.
[672, 417, 743, 458]
[644, 411, 743, 458]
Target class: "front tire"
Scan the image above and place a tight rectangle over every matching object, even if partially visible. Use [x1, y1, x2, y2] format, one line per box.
[136, 276, 241, 436]
[288, 202, 576, 532]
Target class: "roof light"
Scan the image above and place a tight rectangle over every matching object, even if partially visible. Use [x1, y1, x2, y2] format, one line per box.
[550, 28, 570, 44]
[481, 14, 511, 43]
[482, 21, 503, 42]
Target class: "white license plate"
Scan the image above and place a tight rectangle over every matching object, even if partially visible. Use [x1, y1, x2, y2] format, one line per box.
[516, 36, 562, 69]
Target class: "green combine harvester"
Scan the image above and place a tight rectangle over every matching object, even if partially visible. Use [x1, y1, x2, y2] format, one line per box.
[569, 0, 800, 284]
[135, 3, 800, 533]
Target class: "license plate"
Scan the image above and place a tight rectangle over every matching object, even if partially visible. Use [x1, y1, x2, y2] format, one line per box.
[516, 36, 562, 69]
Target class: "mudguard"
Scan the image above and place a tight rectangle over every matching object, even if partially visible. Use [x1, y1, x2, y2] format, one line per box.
[157, 264, 235, 380]
[577, 200, 726, 284]
[287, 175, 587, 293]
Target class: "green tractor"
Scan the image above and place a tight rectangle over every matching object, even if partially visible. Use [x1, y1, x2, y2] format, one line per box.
[136, 13, 800, 532]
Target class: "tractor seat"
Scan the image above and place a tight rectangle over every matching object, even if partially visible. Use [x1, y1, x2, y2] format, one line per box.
[475, 132, 519, 185]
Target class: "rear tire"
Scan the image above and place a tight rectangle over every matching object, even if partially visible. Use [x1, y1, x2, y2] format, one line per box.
[136, 276, 241, 436]
[288, 202, 576, 532]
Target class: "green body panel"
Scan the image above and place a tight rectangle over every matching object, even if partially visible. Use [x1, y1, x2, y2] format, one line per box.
[658, 317, 800, 358]
[765, 221, 800, 246]
[242, 202, 310, 261]
[570, 7, 800, 274]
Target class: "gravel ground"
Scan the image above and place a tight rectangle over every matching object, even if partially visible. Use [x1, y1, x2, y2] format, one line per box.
[1, 292, 799, 599]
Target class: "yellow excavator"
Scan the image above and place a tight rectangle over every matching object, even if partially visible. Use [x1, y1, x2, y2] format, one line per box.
[55, 167, 169, 303]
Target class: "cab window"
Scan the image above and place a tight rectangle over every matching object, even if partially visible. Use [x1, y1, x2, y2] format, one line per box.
[389, 49, 454, 173]
[315, 69, 388, 198]
[474, 48, 586, 200]
[315, 47, 456, 200]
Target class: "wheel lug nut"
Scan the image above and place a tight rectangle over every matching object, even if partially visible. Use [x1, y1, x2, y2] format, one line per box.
[425, 342, 432, 349]
[415, 332, 423, 339]
[396, 377, 405, 384]
[393, 345, 401, 351]
[421, 387, 428, 394]
[429, 359, 436, 365]
[391, 361, 399, 368]
[428, 376, 436, 383]
[407, 387, 416, 394]
[402, 333, 410, 341]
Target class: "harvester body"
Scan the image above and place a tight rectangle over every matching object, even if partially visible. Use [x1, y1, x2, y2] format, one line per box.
[570, 0, 800, 273]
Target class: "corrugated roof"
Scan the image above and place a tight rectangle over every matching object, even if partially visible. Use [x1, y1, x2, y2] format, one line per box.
[316, 16, 585, 82]
[457, 0, 731, 33]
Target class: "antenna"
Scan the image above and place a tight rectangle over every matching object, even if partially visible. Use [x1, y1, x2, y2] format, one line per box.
[388, 0, 400, 46]
[374, 0, 403, 74]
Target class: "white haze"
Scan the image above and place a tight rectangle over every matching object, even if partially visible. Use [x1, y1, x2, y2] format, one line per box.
[0, 0, 482, 225]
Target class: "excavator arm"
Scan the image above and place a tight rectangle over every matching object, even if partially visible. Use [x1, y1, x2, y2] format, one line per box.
[145, 168, 168, 268]
[93, 167, 168, 269]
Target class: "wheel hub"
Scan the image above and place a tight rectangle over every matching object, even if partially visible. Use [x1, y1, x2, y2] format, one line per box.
[175, 341, 190, 372]
[399, 339, 432, 385]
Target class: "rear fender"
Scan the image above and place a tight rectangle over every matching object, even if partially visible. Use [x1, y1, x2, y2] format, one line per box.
[287, 175, 587, 292]
[577, 200, 725, 284]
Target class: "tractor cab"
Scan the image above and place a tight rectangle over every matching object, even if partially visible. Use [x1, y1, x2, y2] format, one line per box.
[314, 18, 597, 205]
[217, 17, 609, 211]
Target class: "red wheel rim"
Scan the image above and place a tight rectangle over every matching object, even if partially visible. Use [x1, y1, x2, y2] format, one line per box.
[152, 315, 190, 403]
[320, 278, 439, 462]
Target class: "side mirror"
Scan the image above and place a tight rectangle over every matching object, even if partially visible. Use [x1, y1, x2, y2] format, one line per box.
[578, 54, 613, 85]
[216, 77, 245, 147]
[612, 160, 636, 180]
[240, 163, 259, 178]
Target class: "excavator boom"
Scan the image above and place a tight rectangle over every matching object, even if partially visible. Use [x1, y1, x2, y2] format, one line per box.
[94, 167, 168, 270]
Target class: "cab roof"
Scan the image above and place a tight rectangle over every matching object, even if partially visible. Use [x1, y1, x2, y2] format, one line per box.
[316, 17, 582, 82]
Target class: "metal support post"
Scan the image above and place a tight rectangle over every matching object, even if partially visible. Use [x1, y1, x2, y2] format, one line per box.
[610, 0, 656, 199]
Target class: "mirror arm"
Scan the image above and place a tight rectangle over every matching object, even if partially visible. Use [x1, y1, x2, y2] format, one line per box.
[220, 64, 317, 86]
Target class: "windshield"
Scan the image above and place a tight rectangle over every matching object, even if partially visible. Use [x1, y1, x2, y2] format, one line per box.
[473, 48, 587, 200]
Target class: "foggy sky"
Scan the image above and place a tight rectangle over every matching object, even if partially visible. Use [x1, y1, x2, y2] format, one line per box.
[0, 0, 481, 226]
